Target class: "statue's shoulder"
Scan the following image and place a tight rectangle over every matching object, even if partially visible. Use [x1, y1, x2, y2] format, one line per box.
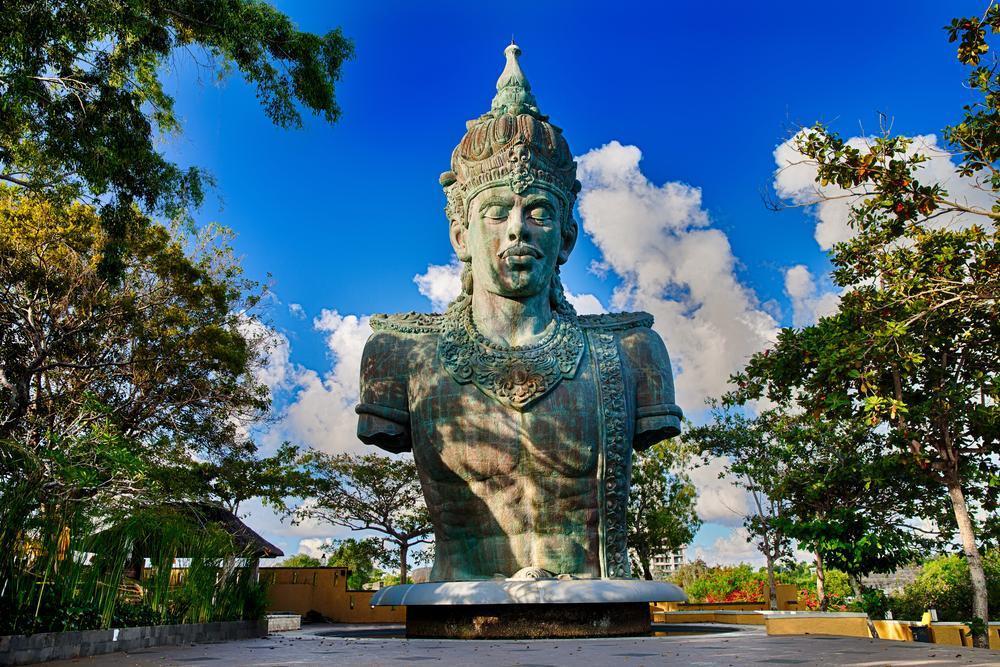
[578, 311, 654, 332]
[369, 311, 443, 335]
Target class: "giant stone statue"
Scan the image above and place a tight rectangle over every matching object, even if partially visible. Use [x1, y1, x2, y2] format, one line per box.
[359, 44, 683, 603]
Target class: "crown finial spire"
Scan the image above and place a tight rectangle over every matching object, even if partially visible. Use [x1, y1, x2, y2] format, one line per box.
[490, 42, 541, 117]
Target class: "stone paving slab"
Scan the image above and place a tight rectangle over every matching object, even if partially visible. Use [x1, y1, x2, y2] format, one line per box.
[40, 623, 1000, 666]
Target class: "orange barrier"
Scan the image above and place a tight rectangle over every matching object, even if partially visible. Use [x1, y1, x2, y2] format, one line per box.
[261, 567, 404, 623]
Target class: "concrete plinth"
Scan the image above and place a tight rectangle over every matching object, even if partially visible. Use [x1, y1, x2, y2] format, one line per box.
[406, 601, 650, 639]
[370, 578, 685, 639]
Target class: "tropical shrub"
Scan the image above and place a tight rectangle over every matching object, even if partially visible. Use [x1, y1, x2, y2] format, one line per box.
[680, 564, 767, 603]
[888, 551, 1000, 621]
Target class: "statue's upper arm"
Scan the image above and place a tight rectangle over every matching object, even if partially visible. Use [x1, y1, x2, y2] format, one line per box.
[356, 331, 412, 453]
[620, 327, 683, 450]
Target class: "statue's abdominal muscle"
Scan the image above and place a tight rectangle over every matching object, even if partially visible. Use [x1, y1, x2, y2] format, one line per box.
[409, 362, 601, 578]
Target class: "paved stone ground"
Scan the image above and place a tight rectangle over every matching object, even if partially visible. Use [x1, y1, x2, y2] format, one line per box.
[43, 623, 999, 666]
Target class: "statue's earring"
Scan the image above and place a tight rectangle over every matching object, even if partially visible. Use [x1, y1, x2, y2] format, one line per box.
[461, 261, 474, 294]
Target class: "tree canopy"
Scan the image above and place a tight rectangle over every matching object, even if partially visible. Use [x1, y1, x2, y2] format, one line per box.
[0, 0, 353, 275]
[727, 4, 1000, 646]
[296, 452, 433, 583]
[627, 439, 701, 581]
[0, 188, 296, 633]
[0, 188, 273, 505]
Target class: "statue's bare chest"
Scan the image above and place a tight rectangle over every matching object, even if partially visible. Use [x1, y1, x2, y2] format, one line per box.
[407, 347, 601, 483]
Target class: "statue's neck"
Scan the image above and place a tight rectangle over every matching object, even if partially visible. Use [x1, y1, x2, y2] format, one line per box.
[470, 289, 554, 347]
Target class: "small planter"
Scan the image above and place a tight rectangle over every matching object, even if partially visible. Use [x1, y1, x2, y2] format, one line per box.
[0, 619, 267, 666]
[266, 613, 301, 633]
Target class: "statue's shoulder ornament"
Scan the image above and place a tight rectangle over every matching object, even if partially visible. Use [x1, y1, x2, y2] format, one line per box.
[578, 311, 654, 332]
[370, 311, 443, 335]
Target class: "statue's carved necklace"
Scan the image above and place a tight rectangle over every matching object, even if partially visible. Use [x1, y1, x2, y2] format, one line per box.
[438, 300, 585, 411]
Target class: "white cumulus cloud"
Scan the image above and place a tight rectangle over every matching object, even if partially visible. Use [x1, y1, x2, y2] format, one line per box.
[565, 291, 605, 315]
[414, 260, 463, 312]
[694, 527, 764, 567]
[774, 132, 994, 250]
[576, 140, 779, 412]
[296, 537, 334, 559]
[259, 310, 372, 456]
[687, 455, 749, 528]
[783, 264, 841, 328]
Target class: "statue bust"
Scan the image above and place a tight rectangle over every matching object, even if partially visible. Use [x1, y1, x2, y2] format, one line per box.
[356, 44, 682, 581]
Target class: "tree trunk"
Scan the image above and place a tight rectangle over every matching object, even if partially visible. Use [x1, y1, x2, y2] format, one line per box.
[848, 572, 863, 598]
[399, 541, 409, 584]
[849, 572, 880, 638]
[945, 471, 990, 649]
[765, 553, 778, 611]
[815, 552, 827, 611]
[640, 549, 653, 581]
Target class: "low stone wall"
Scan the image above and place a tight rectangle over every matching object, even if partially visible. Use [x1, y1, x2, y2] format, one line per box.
[763, 611, 872, 639]
[767, 615, 1000, 649]
[654, 610, 768, 625]
[266, 613, 301, 633]
[0, 619, 267, 666]
[926, 621, 1000, 648]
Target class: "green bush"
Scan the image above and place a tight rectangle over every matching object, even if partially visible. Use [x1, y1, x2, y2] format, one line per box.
[112, 602, 163, 628]
[0, 496, 272, 635]
[672, 560, 854, 606]
[679, 564, 767, 603]
[848, 588, 891, 619]
[888, 551, 1000, 621]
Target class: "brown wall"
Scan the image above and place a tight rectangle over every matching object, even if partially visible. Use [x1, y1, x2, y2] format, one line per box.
[260, 567, 404, 623]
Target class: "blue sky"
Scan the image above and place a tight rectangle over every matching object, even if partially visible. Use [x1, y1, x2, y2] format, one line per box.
[160, 1, 986, 564]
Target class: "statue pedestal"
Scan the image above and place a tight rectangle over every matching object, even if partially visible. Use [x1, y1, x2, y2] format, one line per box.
[369, 579, 685, 639]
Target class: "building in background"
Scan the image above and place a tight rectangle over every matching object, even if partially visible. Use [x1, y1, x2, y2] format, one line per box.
[863, 565, 921, 593]
[650, 544, 687, 579]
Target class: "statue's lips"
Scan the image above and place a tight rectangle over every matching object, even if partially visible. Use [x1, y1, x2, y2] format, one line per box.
[498, 244, 543, 262]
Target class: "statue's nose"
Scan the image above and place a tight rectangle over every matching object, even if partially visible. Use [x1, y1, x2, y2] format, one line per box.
[506, 207, 524, 241]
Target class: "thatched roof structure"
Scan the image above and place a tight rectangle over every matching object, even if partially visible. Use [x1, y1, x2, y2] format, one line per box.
[94, 501, 284, 559]
[181, 502, 284, 559]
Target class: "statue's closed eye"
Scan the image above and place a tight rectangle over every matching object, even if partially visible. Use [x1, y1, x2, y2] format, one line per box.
[482, 205, 509, 220]
[528, 206, 553, 222]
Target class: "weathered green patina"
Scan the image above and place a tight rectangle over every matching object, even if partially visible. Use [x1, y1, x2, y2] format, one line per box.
[356, 44, 682, 581]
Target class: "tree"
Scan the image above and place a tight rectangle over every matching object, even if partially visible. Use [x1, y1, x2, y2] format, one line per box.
[146, 441, 308, 516]
[0, 188, 288, 631]
[0, 1, 352, 275]
[767, 415, 942, 588]
[202, 442, 307, 515]
[686, 409, 794, 610]
[297, 452, 433, 583]
[627, 439, 701, 581]
[278, 554, 322, 568]
[0, 188, 271, 507]
[325, 538, 382, 590]
[690, 407, 940, 611]
[667, 559, 709, 592]
[752, 6, 1000, 645]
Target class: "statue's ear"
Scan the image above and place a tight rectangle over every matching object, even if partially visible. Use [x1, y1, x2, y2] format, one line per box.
[558, 217, 578, 265]
[449, 220, 472, 262]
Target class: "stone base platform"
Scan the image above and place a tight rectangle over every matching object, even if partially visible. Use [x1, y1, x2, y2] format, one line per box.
[405, 601, 650, 639]
[369, 578, 686, 639]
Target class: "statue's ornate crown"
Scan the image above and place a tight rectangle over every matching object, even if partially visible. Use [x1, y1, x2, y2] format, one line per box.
[440, 44, 580, 225]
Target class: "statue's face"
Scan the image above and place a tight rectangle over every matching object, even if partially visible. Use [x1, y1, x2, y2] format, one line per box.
[453, 185, 571, 299]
